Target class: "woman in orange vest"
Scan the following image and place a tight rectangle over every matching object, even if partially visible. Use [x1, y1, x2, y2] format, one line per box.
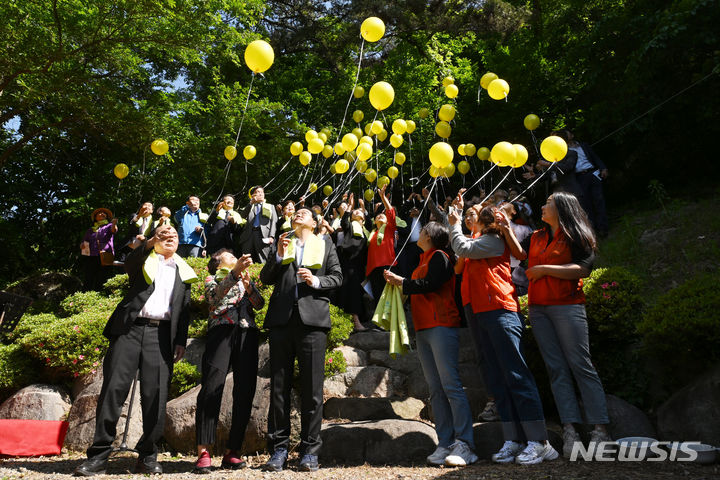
[448, 201, 558, 466]
[500, 191, 610, 458]
[384, 222, 477, 467]
[366, 184, 397, 305]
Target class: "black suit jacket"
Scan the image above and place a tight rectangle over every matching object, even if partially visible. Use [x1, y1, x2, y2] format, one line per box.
[103, 241, 191, 349]
[552, 149, 582, 196]
[260, 235, 342, 329]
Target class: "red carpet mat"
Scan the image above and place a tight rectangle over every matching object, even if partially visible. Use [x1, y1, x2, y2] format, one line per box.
[0, 420, 69, 456]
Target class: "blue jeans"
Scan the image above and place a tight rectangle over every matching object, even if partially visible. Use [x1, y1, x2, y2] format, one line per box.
[415, 326, 475, 448]
[467, 308, 548, 442]
[529, 304, 609, 425]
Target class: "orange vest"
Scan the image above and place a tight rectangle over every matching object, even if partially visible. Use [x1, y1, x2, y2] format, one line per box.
[527, 229, 585, 305]
[410, 249, 461, 331]
[460, 233, 518, 314]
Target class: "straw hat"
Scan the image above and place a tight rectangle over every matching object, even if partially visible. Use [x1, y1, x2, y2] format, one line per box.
[91, 207, 113, 221]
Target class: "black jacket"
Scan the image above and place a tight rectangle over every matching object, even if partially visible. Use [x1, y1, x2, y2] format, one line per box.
[260, 235, 342, 329]
[103, 241, 191, 349]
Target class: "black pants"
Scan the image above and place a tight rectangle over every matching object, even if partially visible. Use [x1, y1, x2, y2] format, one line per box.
[195, 325, 258, 450]
[87, 322, 173, 461]
[83, 255, 111, 292]
[576, 172, 609, 234]
[267, 309, 327, 455]
[247, 229, 270, 263]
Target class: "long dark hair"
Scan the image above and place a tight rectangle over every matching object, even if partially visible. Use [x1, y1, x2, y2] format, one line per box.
[477, 206, 502, 236]
[422, 221, 456, 264]
[550, 191, 597, 252]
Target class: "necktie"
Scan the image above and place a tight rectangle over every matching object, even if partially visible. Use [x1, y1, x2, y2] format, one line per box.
[253, 204, 261, 227]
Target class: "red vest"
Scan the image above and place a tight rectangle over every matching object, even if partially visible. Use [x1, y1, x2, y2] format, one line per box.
[366, 207, 397, 276]
[410, 249, 461, 331]
[460, 234, 517, 314]
[527, 229, 585, 305]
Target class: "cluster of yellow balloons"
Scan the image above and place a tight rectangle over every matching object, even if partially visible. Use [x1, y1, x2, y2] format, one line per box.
[151, 139, 168, 156]
[114, 163, 129, 179]
[442, 76, 459, 99]
[289, 127, 335, 165]
[244, 40, 274, 74]
[223, 144, 256, 161]
[479, 72, 509, 100]
[489, 141, 529, 168]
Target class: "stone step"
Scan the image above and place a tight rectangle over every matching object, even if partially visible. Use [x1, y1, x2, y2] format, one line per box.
[324, 366, 406, 399]
[323, 397, 425, 421]
[367, 349, 419, 375]
[333, 345, 368, 367]
[343, 330, 390, 351]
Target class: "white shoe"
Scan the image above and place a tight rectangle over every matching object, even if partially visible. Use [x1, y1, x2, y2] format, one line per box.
[444, 440, 478, 466]
[492, 440, 523, 464]
[515, 441, 560, 465]
[589, 428, 612, 444]
[426, 445, 451, 466]
[562, 425, 581, 458]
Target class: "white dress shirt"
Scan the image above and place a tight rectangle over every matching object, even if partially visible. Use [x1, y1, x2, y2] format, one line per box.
[139, 255, 177, 320]
[276, 238, 321, 289]
[570, 146, 594, 172]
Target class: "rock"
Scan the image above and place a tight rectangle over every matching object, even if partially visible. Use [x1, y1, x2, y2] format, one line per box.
[65, 372, 143, 452]
[324, 366, 406, 399]
[183, 338, 205, 371]
[472, 422, 562, 460]
[320, 419, 438, 465]
[164, 375, 272, 454]
[344, 331, 390, 352]
[656, 364, 720, 445]
[323, 397, 424, 421]
[639, 227, 677, 247]
[0, 384, 72, 421]
[334, 345, 368, 367]
[463, 386, 489, 421]
[368, 349, 419, 375]
[257, 342, 271, 378]
[605, 394, 656, 440]
[6, 272, 82, 305]
[406, 368, 429, 400]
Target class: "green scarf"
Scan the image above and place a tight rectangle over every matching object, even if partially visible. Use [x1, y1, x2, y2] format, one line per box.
[331, 217, 342, 230]
[282, 234, 326, 269]
[217, 208, 246, 225]
[352, 220, 366, 238]
[261, 203, 273, 219]
[142, 250, 199, 285]
[92, 219, 109, 232]
[214, 266, 232, 281]
[396, 217, 407, 228]
[370, 223, 387, 246]
[153, 217, 172, 229]
[135, 216, 153, 236]
[281, 215, 292, 232]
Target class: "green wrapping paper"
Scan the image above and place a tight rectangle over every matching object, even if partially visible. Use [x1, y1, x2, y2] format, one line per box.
[371, 283, 410, 357]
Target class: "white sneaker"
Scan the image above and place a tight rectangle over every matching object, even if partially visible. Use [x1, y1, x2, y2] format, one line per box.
[426, 445, 451, 466]
[492, 440, 523, 464]
[444, 440, 478, 466]
[562, 425, 581, 458]
[515, 441, 559, 465]
[589, 428, 612, 444]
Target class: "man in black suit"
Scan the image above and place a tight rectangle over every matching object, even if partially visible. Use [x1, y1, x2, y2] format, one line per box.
[259, 207, 342, 472]
[74, 225, 195, 476]
[239, 186, 277, 263]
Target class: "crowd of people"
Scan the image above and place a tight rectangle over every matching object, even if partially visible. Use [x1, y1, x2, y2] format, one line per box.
[75, 131, 612, 475]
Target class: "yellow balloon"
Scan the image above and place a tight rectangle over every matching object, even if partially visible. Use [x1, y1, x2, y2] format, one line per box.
[387, 166, 399, 179]
[309, 183, 318, 193]
[357, 142, 373, 161]
[330, 163, 337, 175]
[524, 114, 541, 131]
[353, 110, 364, 123]
[243, 145, 257, 160]
[364, 122, 373, 136]
[390, 133, 404, 148]
[429, 165, 440, 178]
[361, 17, 385, 42]
[356, 160, 368, 173]
[290, 142, 303, 156]
[442, 162, 456, 178]
[442, 76, 455, 87]
[480, 72, 498, 89]
[512, 144, 529, 167]
[151, 139, 168, 155]
[342, 133, 359, 151]
[114, 163, 129, 179]
[464, 143, 476, 157]
[369, 81, 394, 111]
[392, 119, 407, 135]
[458, 144, 466, 156]
[352, 127, 363, 139]
[394, 152, 406, 165]
[377, 175, 390, 189]
[323, 185, 333, 196]
[377, 129, 388, 142]
[540, 136, 568, 162]
[477, 146, 491, 161]
[488, 79, 510, 100]
[322, 144, 334, 158]
[371, 120, 384, 135]
[445, 84, 459, 99]
[318, 132, 328, 143]
[429, 142, 454, 169]
[344, 150, 357, 162]
[224, 145, 237, 161]
[458, 160, 470, 175]
[335, 158, 350, 174]
[435, 121, 452, 139]
[334, 142, 346, 156]
[405, 120, 416, 134]
[354, 85, 365, 98]
[359, 135, 373, 146]
[305, 130, 318, 143]
[308, 138, 324, 154]
[365, 168, 377, 183]
[244, 40, 274, 73]
[438, 104, 456, 122]
[418, 108, 430, 119]
[320, 127, 332, 138]
[299, 151, 311, 166]
[491, 141, 517, 166]
[364, 189, 374, 202]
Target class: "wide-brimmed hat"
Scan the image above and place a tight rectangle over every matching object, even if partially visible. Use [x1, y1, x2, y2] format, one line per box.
[91, 208, 113, 221]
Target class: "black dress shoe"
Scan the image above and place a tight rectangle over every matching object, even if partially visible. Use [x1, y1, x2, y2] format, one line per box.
[298, 454, 319, 472]
[262, 448, 287, 472]
[73, 458, 108, 476]
[135, 457, 163, 474]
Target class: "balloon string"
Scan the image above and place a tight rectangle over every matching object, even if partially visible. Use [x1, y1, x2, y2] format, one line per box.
[334, 38, 365, 147]
[234, 73, 256, 147]
[462, 164, 496, 198]
[264, 156, 294, 189]
[479, 167, 513, 205]
[509, 162, 557, 203]
[200, 160, 231, 199]
[388, 177, 437, 268]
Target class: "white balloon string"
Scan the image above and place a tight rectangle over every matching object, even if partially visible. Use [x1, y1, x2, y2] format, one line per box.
[263, 156, 294, 189]
[201, 160, 230, 200]
[509, 162, 557, 203]
[461, 164, 496, 198]
[388, 177, 437, 268]
[479, 167, 513, 205]
[334, 38, 365, 147]
[234, 73, 256, 147]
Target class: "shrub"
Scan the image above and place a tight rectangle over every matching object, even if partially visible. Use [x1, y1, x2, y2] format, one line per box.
[59, 290, 119, 317]
[327, 304, 354, 350]
[103, 274, 129, 297]
[638, 271, 720, 393]
[324, 349, 347, 377]
[0, 344, 38, 400]
[170, 360, 201, 400]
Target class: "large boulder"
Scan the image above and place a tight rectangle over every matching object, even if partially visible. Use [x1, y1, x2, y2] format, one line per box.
[334, 346, 368, 367]
[164, 375, 272, 454]
[605, 394, 656, 439]
[6, 272, 82, 305]
[320, 419, 438, 465]
[344, 331, 390, 352]
[257, 342, 271, 378]
[183, 338, 205, 371]
[323, 397, 424, 421]
[0, 384, 72, 421]
[324, 366, 406, 399]
[656, 364, 720, 445]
